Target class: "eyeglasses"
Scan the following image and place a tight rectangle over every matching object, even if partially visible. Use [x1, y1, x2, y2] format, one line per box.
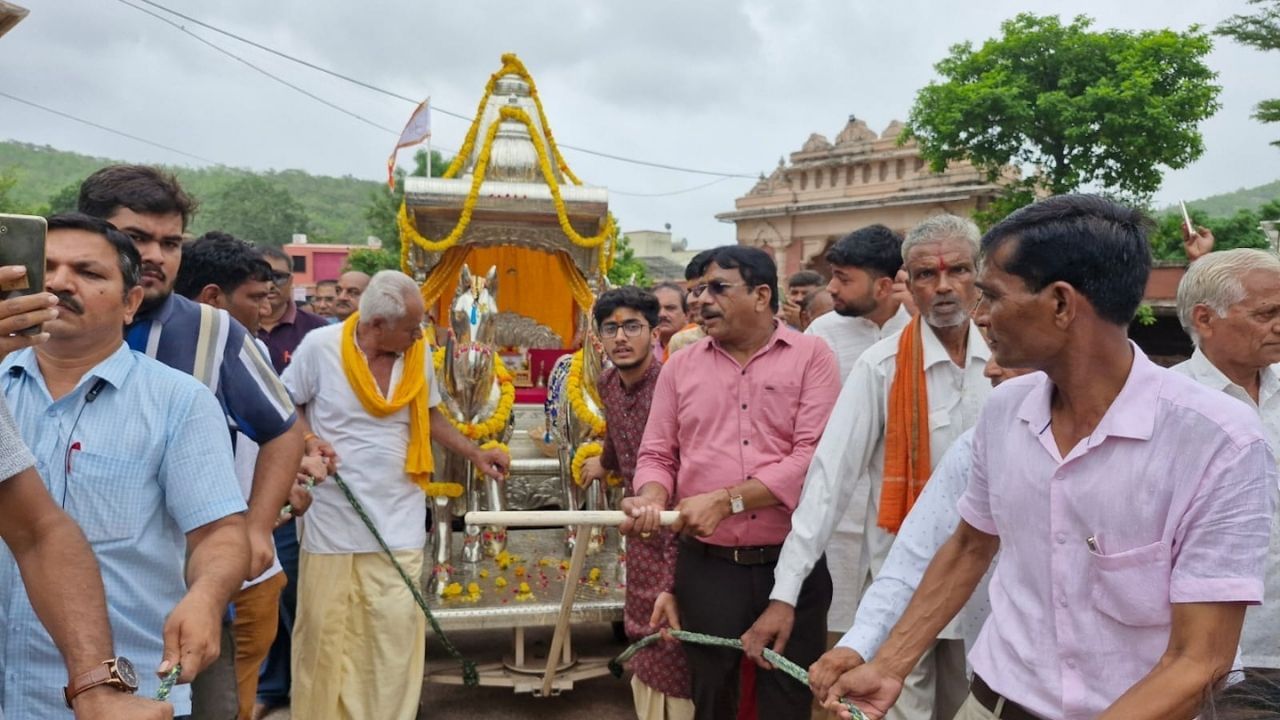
[598, 320, 648, 338]
[269, 271, 292, 286]
[689, 280, 745, 298]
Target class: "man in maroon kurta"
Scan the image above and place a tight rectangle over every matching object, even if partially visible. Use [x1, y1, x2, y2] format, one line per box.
[582, 287, 692, 718]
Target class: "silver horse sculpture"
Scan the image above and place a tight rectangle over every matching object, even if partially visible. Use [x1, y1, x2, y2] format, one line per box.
[428, 264, 514, 596]
[543, 310, 619, 558]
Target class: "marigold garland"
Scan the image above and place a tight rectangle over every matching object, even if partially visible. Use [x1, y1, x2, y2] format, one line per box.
[398, 105, 616, 255]
[565, 350, 606, 437]
[432, 347, 515, 440]
[424, 482, 465, 498]
[571, 441, 603, 488]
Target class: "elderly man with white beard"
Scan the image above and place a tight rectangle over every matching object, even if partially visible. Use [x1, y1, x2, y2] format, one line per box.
[743, 214, 991, 720]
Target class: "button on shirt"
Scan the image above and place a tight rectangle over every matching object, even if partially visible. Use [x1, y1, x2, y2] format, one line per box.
[281, 324, 442, 554]
[958, 345, 1274, 719]
[633, 323, 841, 547]
[772, 320, 990, 632]
[805, 304, 912, 631]
[0, 343, 246, 718]
[838, 428, 992, 659]
[1173, 348, 1280, 669]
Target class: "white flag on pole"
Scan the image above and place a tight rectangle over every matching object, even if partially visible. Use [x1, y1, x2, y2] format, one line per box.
[387, 97, 431, 190]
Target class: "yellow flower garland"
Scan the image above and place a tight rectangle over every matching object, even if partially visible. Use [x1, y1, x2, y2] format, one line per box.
[565, 350, 606, 437]
[571, 441, 602, 487]
[432, 347, 516, 440]
[399, 105, 617, 255]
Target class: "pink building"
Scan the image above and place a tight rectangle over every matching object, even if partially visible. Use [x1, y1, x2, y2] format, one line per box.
[282, 242, 361, 291]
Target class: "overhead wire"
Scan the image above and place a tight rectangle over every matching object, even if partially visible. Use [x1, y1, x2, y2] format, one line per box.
[122, 0, 759, 180]
[0, 90, 218, 164]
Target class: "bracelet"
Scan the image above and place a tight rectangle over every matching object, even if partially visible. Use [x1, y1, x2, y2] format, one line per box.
[303, 432, 319, 443]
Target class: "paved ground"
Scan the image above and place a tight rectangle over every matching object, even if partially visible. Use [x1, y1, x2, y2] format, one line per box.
[262, 623, 635, 719]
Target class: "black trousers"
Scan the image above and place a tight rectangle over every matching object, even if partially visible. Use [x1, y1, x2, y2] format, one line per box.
[674, 540, 833, 720]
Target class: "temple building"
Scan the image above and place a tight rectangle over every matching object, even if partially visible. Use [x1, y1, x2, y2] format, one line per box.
[717, 115, 1005, 276]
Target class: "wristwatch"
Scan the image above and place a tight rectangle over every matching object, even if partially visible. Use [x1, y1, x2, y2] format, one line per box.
[728, 488, 746, 515]
[64, 657, 139, 708]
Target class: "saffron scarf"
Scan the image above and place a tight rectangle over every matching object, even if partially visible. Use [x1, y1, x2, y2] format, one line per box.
[340, 312, 434, 491]
[877, 314, 931, 533]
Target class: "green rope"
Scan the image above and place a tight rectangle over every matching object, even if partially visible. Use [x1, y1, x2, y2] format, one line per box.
[610, 630, 867, 720]
[154, 665, 180, 701]
[332, 471, 479, 686]
[279, 477, 317, 518]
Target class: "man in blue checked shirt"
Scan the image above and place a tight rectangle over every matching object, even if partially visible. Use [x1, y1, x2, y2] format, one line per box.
[0, 214, 249, 718]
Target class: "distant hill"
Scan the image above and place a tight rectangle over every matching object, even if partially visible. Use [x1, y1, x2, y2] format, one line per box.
[0, 140, 382, 243]
[1164, 179, 1280, 218]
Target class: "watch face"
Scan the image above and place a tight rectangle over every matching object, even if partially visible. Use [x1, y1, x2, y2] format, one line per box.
[113, 657, 138, 690]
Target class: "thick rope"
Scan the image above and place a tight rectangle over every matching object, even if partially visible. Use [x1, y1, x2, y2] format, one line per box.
[610, 630, 867, 720]
[332, 471, 480, 686]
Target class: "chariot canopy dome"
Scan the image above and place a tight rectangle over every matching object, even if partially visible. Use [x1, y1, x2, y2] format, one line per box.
[399, 54, 617, 345]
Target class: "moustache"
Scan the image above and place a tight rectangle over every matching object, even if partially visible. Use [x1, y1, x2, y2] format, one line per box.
[141, 262, 166, 282]
[54, 291, 84, 315]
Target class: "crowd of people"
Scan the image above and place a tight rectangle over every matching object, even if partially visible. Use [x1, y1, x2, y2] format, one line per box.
[0, 165, 1275, 720]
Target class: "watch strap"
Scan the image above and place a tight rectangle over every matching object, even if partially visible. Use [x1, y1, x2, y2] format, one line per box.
[64, 660, 131, 708]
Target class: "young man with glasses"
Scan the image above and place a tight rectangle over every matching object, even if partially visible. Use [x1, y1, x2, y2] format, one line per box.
[623, 246, 841, 720]
[580, 287, 694, 719]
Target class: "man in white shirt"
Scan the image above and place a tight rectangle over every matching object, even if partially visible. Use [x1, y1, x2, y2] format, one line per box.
[744, 214, 990, 720]
[803, 225, 911, 643]
[282, 271, 509, 720]
[807, 354, 1028, 702]
[1173, 247, 1280, 673]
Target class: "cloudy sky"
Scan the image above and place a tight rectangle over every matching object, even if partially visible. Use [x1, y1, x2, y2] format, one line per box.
[2, 0, 1276, 248]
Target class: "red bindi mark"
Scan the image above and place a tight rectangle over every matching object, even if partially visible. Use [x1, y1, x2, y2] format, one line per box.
[936, 256, 949, 273]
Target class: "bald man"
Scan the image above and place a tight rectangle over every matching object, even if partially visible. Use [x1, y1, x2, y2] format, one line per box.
[333, 271, 370, 321]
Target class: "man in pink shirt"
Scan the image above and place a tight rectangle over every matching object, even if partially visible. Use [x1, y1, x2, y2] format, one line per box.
[827, 195, 1275, 720]
[624, 245, 842, 720]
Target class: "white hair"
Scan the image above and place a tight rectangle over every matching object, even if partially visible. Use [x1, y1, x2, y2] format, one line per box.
[359, 270, 421, 321]
[1176, 248, 1280, 345]
[901, 213, 981, 262]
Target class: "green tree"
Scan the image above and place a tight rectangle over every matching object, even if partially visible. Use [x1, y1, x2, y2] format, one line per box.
[906, 14, 1221, 208]
[365, 149, 452, 257]
[343, 247, 401, 275]
[606, 234, 651, 287]
[45, 181, 81, 215]
[0, 171, 26, 214]
[1148, 199, 1276, 261]
[1217, 0, 1280, 146]
[195, 175, 311, 247]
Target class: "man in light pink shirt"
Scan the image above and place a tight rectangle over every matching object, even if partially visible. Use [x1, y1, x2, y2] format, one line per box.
[827, 195, 1275, 720]
[624, 245, 841, 720]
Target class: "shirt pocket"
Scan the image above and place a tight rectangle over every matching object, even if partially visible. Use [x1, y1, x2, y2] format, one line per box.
[1089, 540, 1172, 627]
[754, 382, 802, 439]
[65, 450, 154, 544]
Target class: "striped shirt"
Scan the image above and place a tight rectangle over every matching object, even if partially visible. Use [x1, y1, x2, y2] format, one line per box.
[126, 293, 296, 442]
[0, 343, 246, 718]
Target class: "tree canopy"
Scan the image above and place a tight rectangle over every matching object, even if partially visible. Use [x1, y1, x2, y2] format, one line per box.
[906, 14, 1221, 207]
[193, 175, 310, 247]
[365, 149, 452, 257]
[1216, 0, 1280, 146]
[605, 233, 651, 288]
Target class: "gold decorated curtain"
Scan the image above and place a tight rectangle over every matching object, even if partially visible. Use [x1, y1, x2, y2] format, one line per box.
[424, 245, 591, 347]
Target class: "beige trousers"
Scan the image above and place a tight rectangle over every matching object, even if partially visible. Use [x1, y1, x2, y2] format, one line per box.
[291, 549, 426, 720]
[631, 675, 696, 720]
[950, 692, 1003, 719]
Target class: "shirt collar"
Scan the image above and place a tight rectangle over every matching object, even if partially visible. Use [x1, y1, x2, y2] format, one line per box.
[276, 302, 298, 328]
[10, 341, 137, 394]
[609, 356, 663, 394]
[920, 319, 990, 370]
[1186, 347, 1280, 407]
[705, 319, 797, 359]
[1017, 341, 1162, 444]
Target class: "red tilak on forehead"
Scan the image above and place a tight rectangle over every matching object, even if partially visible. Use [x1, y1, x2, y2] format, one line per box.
[937, 256, 948, 272]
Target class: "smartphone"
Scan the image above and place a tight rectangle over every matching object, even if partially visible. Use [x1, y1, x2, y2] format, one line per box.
[0, 213, 47, 336]
[1179, 201, 1195, 236]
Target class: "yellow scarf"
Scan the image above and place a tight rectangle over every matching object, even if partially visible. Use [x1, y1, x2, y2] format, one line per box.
[340, 312, 434, 491]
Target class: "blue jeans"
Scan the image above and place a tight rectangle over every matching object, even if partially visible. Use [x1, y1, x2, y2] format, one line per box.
[256, 521, 299, 706]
